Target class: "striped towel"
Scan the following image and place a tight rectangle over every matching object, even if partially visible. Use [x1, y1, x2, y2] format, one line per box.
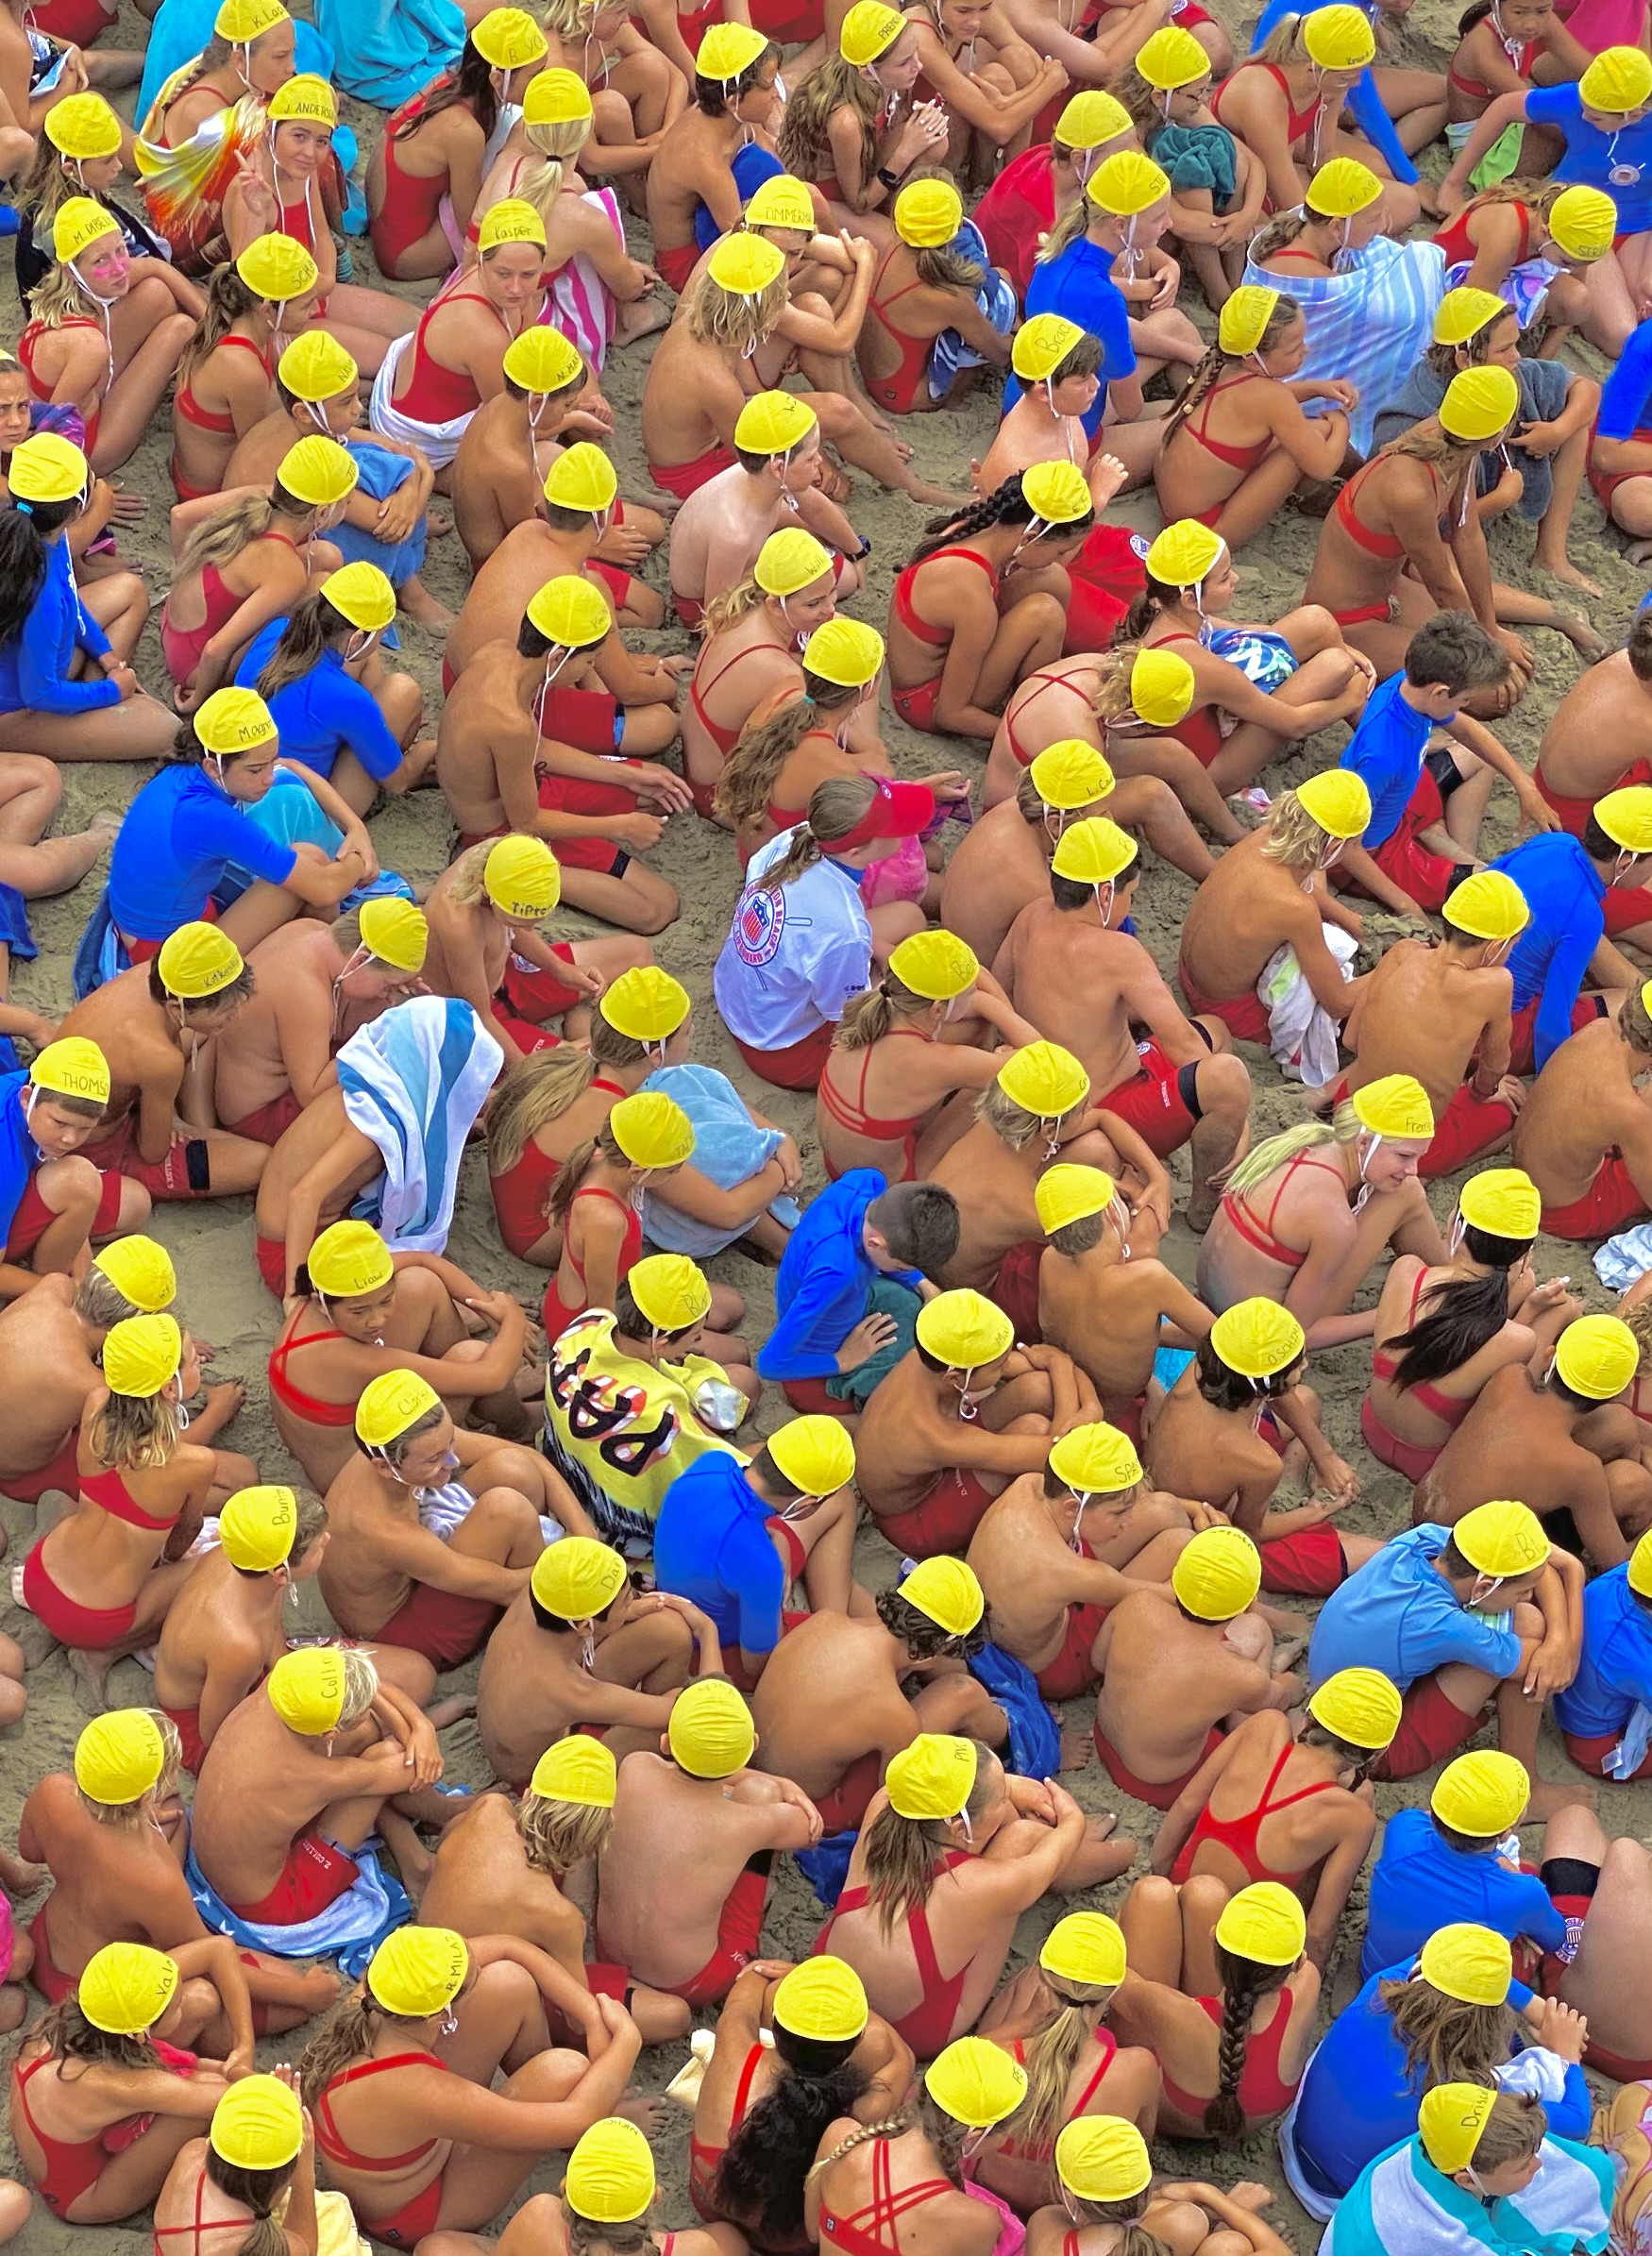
[1243, 236, 1445, 457]
[337, 995, 502, 1254]
[1323, 2133, 1614, 2256]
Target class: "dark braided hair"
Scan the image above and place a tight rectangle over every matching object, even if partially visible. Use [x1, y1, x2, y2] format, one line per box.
[903, 471, 1093, 569]
[713, 2025, 868, 2244]
[1204, 1940, 1292, 2138]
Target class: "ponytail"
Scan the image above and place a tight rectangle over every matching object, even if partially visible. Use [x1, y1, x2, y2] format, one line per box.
[176, 488, 278, 580]
[715, 676, 854, 831]
[255, 586, 346, 703]
[0, 509, 52, 649]
[834, 966, 936, 1052]
[177, 261, 266, 387]
[759, 773, 880, 891]
[545, 1120, 625, 1228]
[1204, 1941, 1288, 2139]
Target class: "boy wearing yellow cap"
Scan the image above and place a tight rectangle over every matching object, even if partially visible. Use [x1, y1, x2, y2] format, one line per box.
[0, 1035, 133, 1303]
[643, 27, 784, 282]
[1515, 984, 1652, 1241]
[1421, 1312, 1652, 1569]
[1556, 1524, 1652, 1781]
[752, 1555, 1008, 1834]
[1535, 616, 1652, 838]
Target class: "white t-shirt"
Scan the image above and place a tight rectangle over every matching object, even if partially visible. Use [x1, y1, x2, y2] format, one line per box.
[713, 828, 873, 1052]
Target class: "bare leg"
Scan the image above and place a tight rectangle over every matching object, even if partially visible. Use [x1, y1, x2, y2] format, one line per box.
[974, 596, 1067, 711]
[1531, 398, 1603, 597]
[1106, 734, 1248, 846]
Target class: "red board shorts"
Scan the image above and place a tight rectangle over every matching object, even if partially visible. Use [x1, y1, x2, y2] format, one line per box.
[649, 443, 735, 499]
[1542, 1153, 1648, 1240]
[600, 1859, 771, 2010]
[160, 1703, 208, 1776]
[0, 1426, 81, 1505]
[1562, 1726, 1652, 1780]
[1035, 1599, 1109, 1701]
[1508, 992, 1608, 1075]
[1258, 1521, 1346, 1596]
[123, 900, 219, 966]
[654, 240, 700, 293]
[1420, 1081, 1516, 1178]
[543, 1961, 631, 2047]
[1587, 424, 1652, 517]
[5, 1168, 123, 1258]
[813, 1750, 883, 1835]
[1092, 1722, 1222, 1810]
[21, 1540, 138, 1648]
[1364, 768, 1470, 913]
[1372, 1673, 1486, 1780]
[223, 1089, 305, 1148]
[224, 1829, 361, 1925]
[374, 1582, 501, 1671]
[1178, 959, 1270, 1044]
[731, 1021, 835, 1092]
[1096, 1037, 1199, 1161]
[79, 1119, 214, 1202]
[780, 1376, 844, 1414]
[1535, 755, 1652, 838]
[890, 675, 943, 732]
[991, 1237, 1043, 1343]
[871, 1466, 996, 1558]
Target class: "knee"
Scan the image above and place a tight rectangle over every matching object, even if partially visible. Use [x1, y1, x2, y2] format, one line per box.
[1133, 1490, 1194, 1537]
[176, 1976, 218, 2029]
[42, 1154, 102, 1219]
[625, 582, 666, 631]
[709, 1282, 746, 1326]
[16, 753, 59, 803]
[1024, 592, 1066, 634]
[474, 1958, 539, 2013]
[217, 1451, 260, 1490]
[1197, 1051, 1252, 1114]
[1512, 1599, 1545, 1641]
[1125, 1873, 1178, 1921]
[1294, 602, 1340, 649]
[1180, 1872, 1230, 1924]
[474, 1484, 544, 1542]
[810, 392, 855, 437]
[632, 879, 681, 934]
[0, 1676, 25, 1728]
[115, 1178, 153, 1233]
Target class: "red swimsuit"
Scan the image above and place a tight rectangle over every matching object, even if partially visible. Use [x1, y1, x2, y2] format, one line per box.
[267, 1312, 356, 1428]
[1158, 1989, 1299, 2127]
[688, 2040, 766, 2222]
[541, 1183, 643, 1338]
[1361, 1267, 1477, 1480]
[889, 547, 999, 732]
[818, 2140, 954, 2256]
[172, 333, 272, 498]
[312, 2054, 450, 2250]
[864, 245, 936, 414]
[1220, 1152, 1350, 1271]
[816, 1850, 974, 2059]
[1171, 1742, 1338, 1886]
[818, 1028, 933, 1181]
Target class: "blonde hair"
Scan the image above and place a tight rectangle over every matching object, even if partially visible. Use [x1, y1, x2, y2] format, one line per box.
[861, 1741, 997, 1940]
[443, 838, 496, 910]
[78, 1709, 183, 1828]
[1621, 1294, 1652, 1374]
[761, 774, 881, 891]
[975, 1077, 1076, 1152]
[715, 675, 860, 830]
[543, 0, 600, 38]
[1218, 1098, 1360, 1199]
[18, 139, 99, 231]
[28, 259, 102, 328]
[810, 2091, 971, 2192]
[834, 967, 940, 1052]
[1004, 1971, 1117, 2155]
[87, 1386, 180, 1474]
[517, 1789, 613, 1876]
[701, 574, 771, 639]
[686, 269, 788, 356]
[1256, 11, 1319, 62]
[176, 488, 298, 580]
[1375, 1974, 1513, 2087]
[486, 1046, 598, 1175]
[1038, 196, 1093, 265]
[177, 261, 266, 386]
[1261, 788, 1336, 870]
[514, 112, 591, 226]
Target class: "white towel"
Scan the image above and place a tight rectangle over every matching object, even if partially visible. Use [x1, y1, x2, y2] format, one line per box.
[369, 332, 474, 469]
[336, 995, 501, 1254]
[1258, 922, 1359, 1089]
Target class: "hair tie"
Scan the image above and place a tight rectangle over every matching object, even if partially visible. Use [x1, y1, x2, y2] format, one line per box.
[12, 500, 31, 516]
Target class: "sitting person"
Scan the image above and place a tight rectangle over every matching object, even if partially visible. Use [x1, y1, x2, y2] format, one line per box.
[267, 1215, 534, 1493]
[1361, 1165, 1576, 1484]
[775, 3, 952, 241]
[1092, 1527, 1300, 1809]
[668, 390, 864, 630]
[151, 2073, 321, 2256]
[9, 1941, 230, 2222]
[0, 1037, 126, 1301]
[1283, 1925, 1588, 2208]
[16, 93, 180, 315]
[1307, 1498, 1581, 1799]
[1213, 7, 1420, 222]
[642, 24, 782, 286]
[1360, 1747, 1568, 1977]
[474, 1531, 716, 1782]
[1119, 29, 1267, 315]
[856, 1286, 1095, 1558]
[168, 238, 307, 504]
[1027, 2116, 1296, 2256]
[1340, 875, 1532, 1183]
[17, 1708, 337, 2031]
[1554, 1525, 1652, 1780]
[595, 1678, 820, 2009]
[755, 1167, 958, 1415]
[653, 1415, 860, 1692]
[689, 1955, 913, 2250]
[317, 1369, 561, 1673]
[818, 1736, 1132, 2057]
[1146, 1674, 1401, 1968]
[416, 1741, 692, 2045]
[683, 527, 839, 819]
[1536, 614, 1652, 833]
[528, 2117, 737, 2256]
[967, 1423, 1193, 1704]
[1109, 1881, 1319, 2138]
[298, 1922, 644, 2243]
[1195, 1076, 1444, 1349]
[537, 1090, 700, 1340]
[1147, 1301, 1380, 1594]
[750, 1557, 1008, 1839]
[139, 0, 301, 274]
[1489, 793, 1652, 1076]
[972, 95, 1138, 301]
[1515, 985, 1652, 1242]
[856, 176, 1014, 414]
[1418, 1312, 1652, 1569]
[1154, 285, 1354, 548]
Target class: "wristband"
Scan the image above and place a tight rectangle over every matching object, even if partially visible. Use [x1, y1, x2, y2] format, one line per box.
[877, 165, 900, 189]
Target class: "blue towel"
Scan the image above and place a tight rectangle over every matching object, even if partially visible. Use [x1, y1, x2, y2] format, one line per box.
[337, 995, 502, 1254]
[313, 0, 463, 109]
[184, 1838, 410, 1977]
[928, 219, 1017, 402]
[970, 1642, 1060, 1779]
[1154, 1345, 1196, 1391]
[332, 440, 426, 592]
[138, 1, 332, 126]
[217, 769, 415, 910]
[639, 1060, 798, 1257]
[795, 1830, 859, 1910]
[72, 885, 123, 1000]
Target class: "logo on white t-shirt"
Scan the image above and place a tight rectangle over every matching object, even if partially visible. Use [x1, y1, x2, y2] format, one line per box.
[734, 884, 786, 968]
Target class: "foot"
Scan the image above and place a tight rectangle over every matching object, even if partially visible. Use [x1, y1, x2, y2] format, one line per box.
[425, 510, 453, 538]
[396, 578, 456, 632]
[1533, 551, 1604, 598]
[1525, 1778, 1597, 1819]
[1629, 538, 1652, 566]
[0, 1988, 25, 2036]
[393, 1839, 436, 1902]
[817, 455, 854, 505]
[615, 296, 671, 346]
[68, 1645, 112, 1714]
[617, 2093, 672, 2133]
[1551, 610, 1608, 661]
[0, 1853, 47, 1894]
[904, 477, 969, 508]
[86, 809, 123, 843]
[1271, 1634, 1309, 1673]
[1088, 1810, 1118, 1840]
[1059, 1727, 1095, 1773]
[425, 1694, 476, 1729]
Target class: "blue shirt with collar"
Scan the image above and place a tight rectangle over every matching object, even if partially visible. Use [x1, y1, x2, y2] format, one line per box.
[757, 1169, 923, 1383]
[652, 1449, 790, 1656]
[1489, 832, 1606, 1071]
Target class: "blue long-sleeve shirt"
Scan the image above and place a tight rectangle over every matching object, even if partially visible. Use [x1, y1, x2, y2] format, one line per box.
[1489, 833, 1605, 1071]
[1002, 240, 1137, 443]
[0, 537, 116, 716]
[1555, 1564, 1652, 1742]
[1360, 1809, 1568, 1980]
[1246, 0, 1419, 182]
[756, 1169, 921, 1383]
[1597, 316, 1652, 446]
[235, 621, 406, 783]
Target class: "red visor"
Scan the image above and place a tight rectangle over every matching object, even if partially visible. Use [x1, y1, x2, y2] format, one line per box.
[834, 779, 936, 850]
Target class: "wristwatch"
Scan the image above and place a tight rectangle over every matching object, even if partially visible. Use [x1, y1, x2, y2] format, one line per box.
[876, 165, 901, 189]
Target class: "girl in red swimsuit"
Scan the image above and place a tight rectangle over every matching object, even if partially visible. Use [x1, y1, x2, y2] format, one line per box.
[543, 2113, 729, 2256]
[541, 1087, 695, 1338]
[805, 2037, 1029, 2256]
[1110, 1879, 1318, 2138]
[1040, 2114, 1298, 2256]
[10, 1941, 228, 2223]
[888, 464, 1094, 738]
[776, 12, 945, 231]
[170, 239, 312, 502]
[21, 1314, 222, 1665]
[1362, 1172, 1573, 1481]
[151, 2067, 315, 2256]
[298, 1925, 642, 2248]
[384, 204, 550, 461]
[857, 177, 1009, 413]
[1155, 284, 1354, 545]
[684, 530, 839, 818]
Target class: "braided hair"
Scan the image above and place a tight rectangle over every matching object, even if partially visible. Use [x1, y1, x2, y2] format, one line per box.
[904, 472, 1093, 570]
[1204, 1937, 1295, 2138]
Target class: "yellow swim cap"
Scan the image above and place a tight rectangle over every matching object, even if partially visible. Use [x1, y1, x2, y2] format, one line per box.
[1041, 1910, 1127, 1988]
[195, 685, 278, 758]
[471, 3, 548, 66]
[1453, 1499, 1550, 1580]
[1596, 784, 1652, 852]
[1136, 23, 1208, 85]
[53, 194, 119, 265]
[1145, 518, 1224, 589]
[1215, 1880, 1307, 1965]
[367, 1926, 469, 2017]
[1220, 283, 1281, 357]
[531, 1535, 629, 1620]
[888, 927, 978, 1001]
[278, 433, 359, 510]
[754, 525, 834, 597]
[1431, 1748, 1530, 1837]
[996, 1039, 1090, 1119]
[308, 1219, 395, 1299]
[894, 177, 963, 248]
[356, 1369, 442, 1449]
[29, 1035, 109, 1106]
[668, 1678, 756, 1778]
[322, 561, 396, 635]
[1305, 155, 1381, 217]
[696, 19, 768, 76]
[628, 1253, 712, 1334]
[78, 1942, 179, 2035]
[1209, 1297, 1306, 1380]
[1295, 768, 1373, 840]
[268, 1645, 348, 1734]
[502, 324, 583, 395]
[566, 2118, 655, 2223]
[708, 232, 786, 296]
[1030, 740, 1110, 810]
[609, 1089, 695, 1170]
[916, 1287, 1016, 1372]
[478, 197, 548, 253]
[767, 1412, 856, 1496]
[1012, 312, 1086, 382]
[522, 65, 593, 125]
[1306, 1667, 1403, 1751]
[210, 2075, 304, 2171]
[1440, 364, 1519, 444]
[103, 1311, 181, 1400]
[1055, 2115, 1153, 2201]
[734, 389, 818, 456]
[93, 1235, 176, 1312]
[1580, 42, 1652, 110]
[75, 1709, 166, 1805]
[804, 617, 885, 691]
[840, 0, 905, 63]
[1054, 90, 1133, 147]
[267, 72, 336, 124]
[599, 965, 689, 1044]
[1036, 1162, 1117, 1237]
[1172, 1524, 1262, 1621]
[278, 329, 358, 403]
[213, 0, 288, 36]
[1434, 285, 1507, 346]
[530, 1734, 618, 1808]
[158, 920, 244, 1001]
[543, 441, 618, 513]
[526, 574, 612, 651]
[1130, 646, 1195, 727]
[219, 1485, 299, 1572]
[774, 1956, 869, 2042]
[8, 431, 88, 504]
[1021, 460, 1092, 526]
[925, 2036, 1029, 2127]
[357, 897, 428, 975]
[1419, 1922, 1511, 2006]
[1554, 1311, 1638, 1400]
[44, 91, 122, 160]
[1458, 1167, 1541, 1240]
[1051, 814, 1138, 887]
[1630, 1527, 1652, 1600]
[485, 834, 562, 921]
[899, 1556, 986, 1637]
[1350, 1072, 1435, 1141]
[1047, 1421, 1142, 1500]
[1443, 869, 1528, 940]
[1419, 2083, 1499, 2177]
[1087, 149, 1170, 215]
[886, 1731, 977, 1819]
[1547, 183, 1617, 261]
[1303, 3, 1375, 65]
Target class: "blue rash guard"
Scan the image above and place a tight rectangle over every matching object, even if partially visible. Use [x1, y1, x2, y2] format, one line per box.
[653, 1449, 791, 1657]
[108, 764, 299, 943]
[757, 1169, 921, 1383]
[0, 538, 117, 716]
[1488, 832, 1606, 1071]
[1360, 1808, 1568, 1979]
[1002, 241, 1137, 443]
[235, 619, 405, 784]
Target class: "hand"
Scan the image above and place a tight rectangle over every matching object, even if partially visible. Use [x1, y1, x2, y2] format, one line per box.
[837, 1310, 899, 1371]
[777, 1777, 824, 1844]
[596, 1992, 645, 2054]
[401, 1715, 445, 1789]
[233, 151, 279, 232]
[1296, 1492, 1342, 1528]
[1518, 782, 1560, 833]
[223, 2040, 258, 2083]
[774, 1134, 804, 1191]
[1523, 1629, 1576, 1701]
[1313, 378, 1359, 411]
[1435, 171, 1468, 215]
[17, 1011, 59, 1052]
[1494, 626, 1535, 681]
[1009, 1774, 1058, 1823]
[659, 654, 697, 681]
[601, 522, 653, 564]
[106, 482, 146, 523]
[617, 810, 666, 851]
[374, 487, 420, 544]
[1037, 55, 1069, 91]
[625, 762, 695, 815]
[1492, 1072, 1526, 1114]
[920, 769, 971, 802]
[203, 1378, 247, 1423]
[914, 97, 949, 143]
[1535, 1996, 1588, 2063]
[341, 828, 379, 884]
[1187, 1501, 1231, 1532]
[1527, 1274, 1575, 1312]
[1319, 1451, 1360, 1503]
[104, 661, 139, 701]
[650, 1591, 716, 1639]
[1087, 452, 1129, 509]
[1515, 417, 1563, 459]
[1149, 259, 1180, 311]
[570, 963, 604, 1000]
[464, 1288, 522, 1330]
